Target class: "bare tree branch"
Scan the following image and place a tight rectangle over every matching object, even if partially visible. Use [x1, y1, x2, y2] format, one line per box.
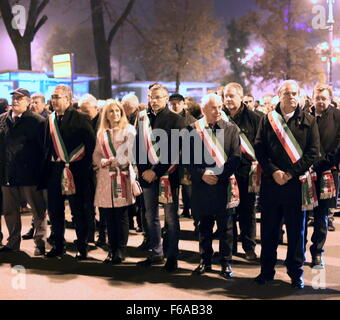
[107, 0, 136, 45]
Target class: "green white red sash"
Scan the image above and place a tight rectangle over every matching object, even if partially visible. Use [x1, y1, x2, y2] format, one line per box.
[268, 110, 318, 210]
[49, 112, 85, 195]
[320, 169, 336, 200]
[139, 109, 159, 165]
[267, 110, 302, 164]
[139, 110, 177, 204]
[99, 129, 131, 203]
[194, 117, 239, 209]
[221, 111, 261, 193]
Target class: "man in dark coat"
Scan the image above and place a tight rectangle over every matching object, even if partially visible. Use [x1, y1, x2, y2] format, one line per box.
[254, 80, 320, 289]
[169, 93, 196, 220]
[307, 83, 340, 268]
[0, 88, 47, 255]
[44, 85, 96, 259]
[222, 83, 261, 261]
[243, 94, 265, 118]
[184, 93, 241, 278]
[135, 84, 185, 272]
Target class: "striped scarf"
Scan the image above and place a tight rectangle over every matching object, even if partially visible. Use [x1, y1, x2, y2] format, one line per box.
[49, 112, 85, 195]
[221, 111, 261, 193]
[268, 110, 318, 210]
[194, 117, 239, 209]
[139, 110, 177, 204]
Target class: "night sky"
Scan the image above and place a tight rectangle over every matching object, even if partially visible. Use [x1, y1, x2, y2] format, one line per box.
[0, 0, 256, 70]
[0, 0, 339, 89]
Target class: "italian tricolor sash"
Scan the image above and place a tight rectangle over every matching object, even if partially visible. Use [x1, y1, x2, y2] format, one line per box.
[194, 117, 239, 209]
[320, 169, 336, 200]
[221, 111, 261, 193]
[49, 112, 85, 195]
[268, 110, 318, 210]
[99, 129, 131, 202]
[139, 110, 177, 204]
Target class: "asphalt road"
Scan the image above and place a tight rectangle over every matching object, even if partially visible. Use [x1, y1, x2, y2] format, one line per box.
[0, 209, 339, 300]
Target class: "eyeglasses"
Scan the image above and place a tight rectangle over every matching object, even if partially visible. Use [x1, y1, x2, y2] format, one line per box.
[150, 96, 167, 101]
[51, 94, 66, 100]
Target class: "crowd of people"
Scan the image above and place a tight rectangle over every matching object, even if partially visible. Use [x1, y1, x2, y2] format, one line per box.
[0, 79, 339, 290]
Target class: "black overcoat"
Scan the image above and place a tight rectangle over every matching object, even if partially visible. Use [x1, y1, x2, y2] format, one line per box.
[183, 119, 241, 216]
[0, 110, 45, 186]
[255, 104, 320, 207]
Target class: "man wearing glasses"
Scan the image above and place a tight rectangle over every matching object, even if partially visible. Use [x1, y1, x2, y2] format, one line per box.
[0, 88, 47, 255]
[43, 85, 96, 259]
[136, 84, 185, 272]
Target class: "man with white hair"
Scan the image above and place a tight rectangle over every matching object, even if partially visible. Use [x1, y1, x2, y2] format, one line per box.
[254, 80, 320, 288]
[79, 93, 99, 131]
[222, 83, 261, 261]
[184, 93, 241, 279]
[121, 93, 144, 233]
[122, 93, 139, 126]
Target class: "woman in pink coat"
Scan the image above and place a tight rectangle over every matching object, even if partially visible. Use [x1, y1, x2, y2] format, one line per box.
[93, 99, 136, 264]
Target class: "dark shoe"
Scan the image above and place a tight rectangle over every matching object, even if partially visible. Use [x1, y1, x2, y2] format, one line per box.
[254, 273, 274, 285]
[192, 262, 212, 275]
[137, 240, 150, 251]
[135, 227, 143, 233]
[95, 237, 106, 247]
[311, 255, 324, 269]
[245, 250, 257, 261]
[291, 277, 304, 289]
[34, 247, 45, 256]
[328, 220, 336, 232]
[0, 246, 15, 253]
[220, 263, 233, 279]
[104, 252, 113, 263]
[137, 256, 164, 267]
[307, 219, 314, 227]
[163, 258, 178, 272]
[65, 220, 75, 229]
[47, 234, 55, 245]
[22, 227, 34, 240]
[111, 256, 124, 264]
[75, 250, 88, 260]
[45, 248, 63, 258]
[180, 210, 191, 218]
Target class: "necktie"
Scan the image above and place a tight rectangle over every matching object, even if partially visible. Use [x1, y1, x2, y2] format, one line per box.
[57, 115, 63, 128]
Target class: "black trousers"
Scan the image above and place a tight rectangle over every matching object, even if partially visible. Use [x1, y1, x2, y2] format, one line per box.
[234, 176, 256, 252]
[101, 206, 129, 259]
[47, 166, 89, 253]
[308, 206, 329, 257]
[98, 207, 107, 241]
[260, 201, 306, 279]
[198, 210, 233, 264]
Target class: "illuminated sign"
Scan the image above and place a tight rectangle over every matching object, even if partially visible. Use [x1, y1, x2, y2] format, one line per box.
[52, 53, 73, 78]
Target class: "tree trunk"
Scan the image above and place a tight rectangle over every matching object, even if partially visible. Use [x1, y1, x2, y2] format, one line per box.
[91, 0, 112, 99]
[14, 40, 32, 70]
[175, 71, 181, 93]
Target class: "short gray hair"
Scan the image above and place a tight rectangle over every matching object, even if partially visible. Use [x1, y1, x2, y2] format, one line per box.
[31, 93, 45, 103]
[54, 84, 72, 101]
[78, 93, 97, 108]
[223, 82, 244, 98]
[121, 93, 139, 107]
[278, 80, 300, 96]
[201, 93, 223, 108]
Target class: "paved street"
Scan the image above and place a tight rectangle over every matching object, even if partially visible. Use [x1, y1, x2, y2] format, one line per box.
[0, 209, 339, 300]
